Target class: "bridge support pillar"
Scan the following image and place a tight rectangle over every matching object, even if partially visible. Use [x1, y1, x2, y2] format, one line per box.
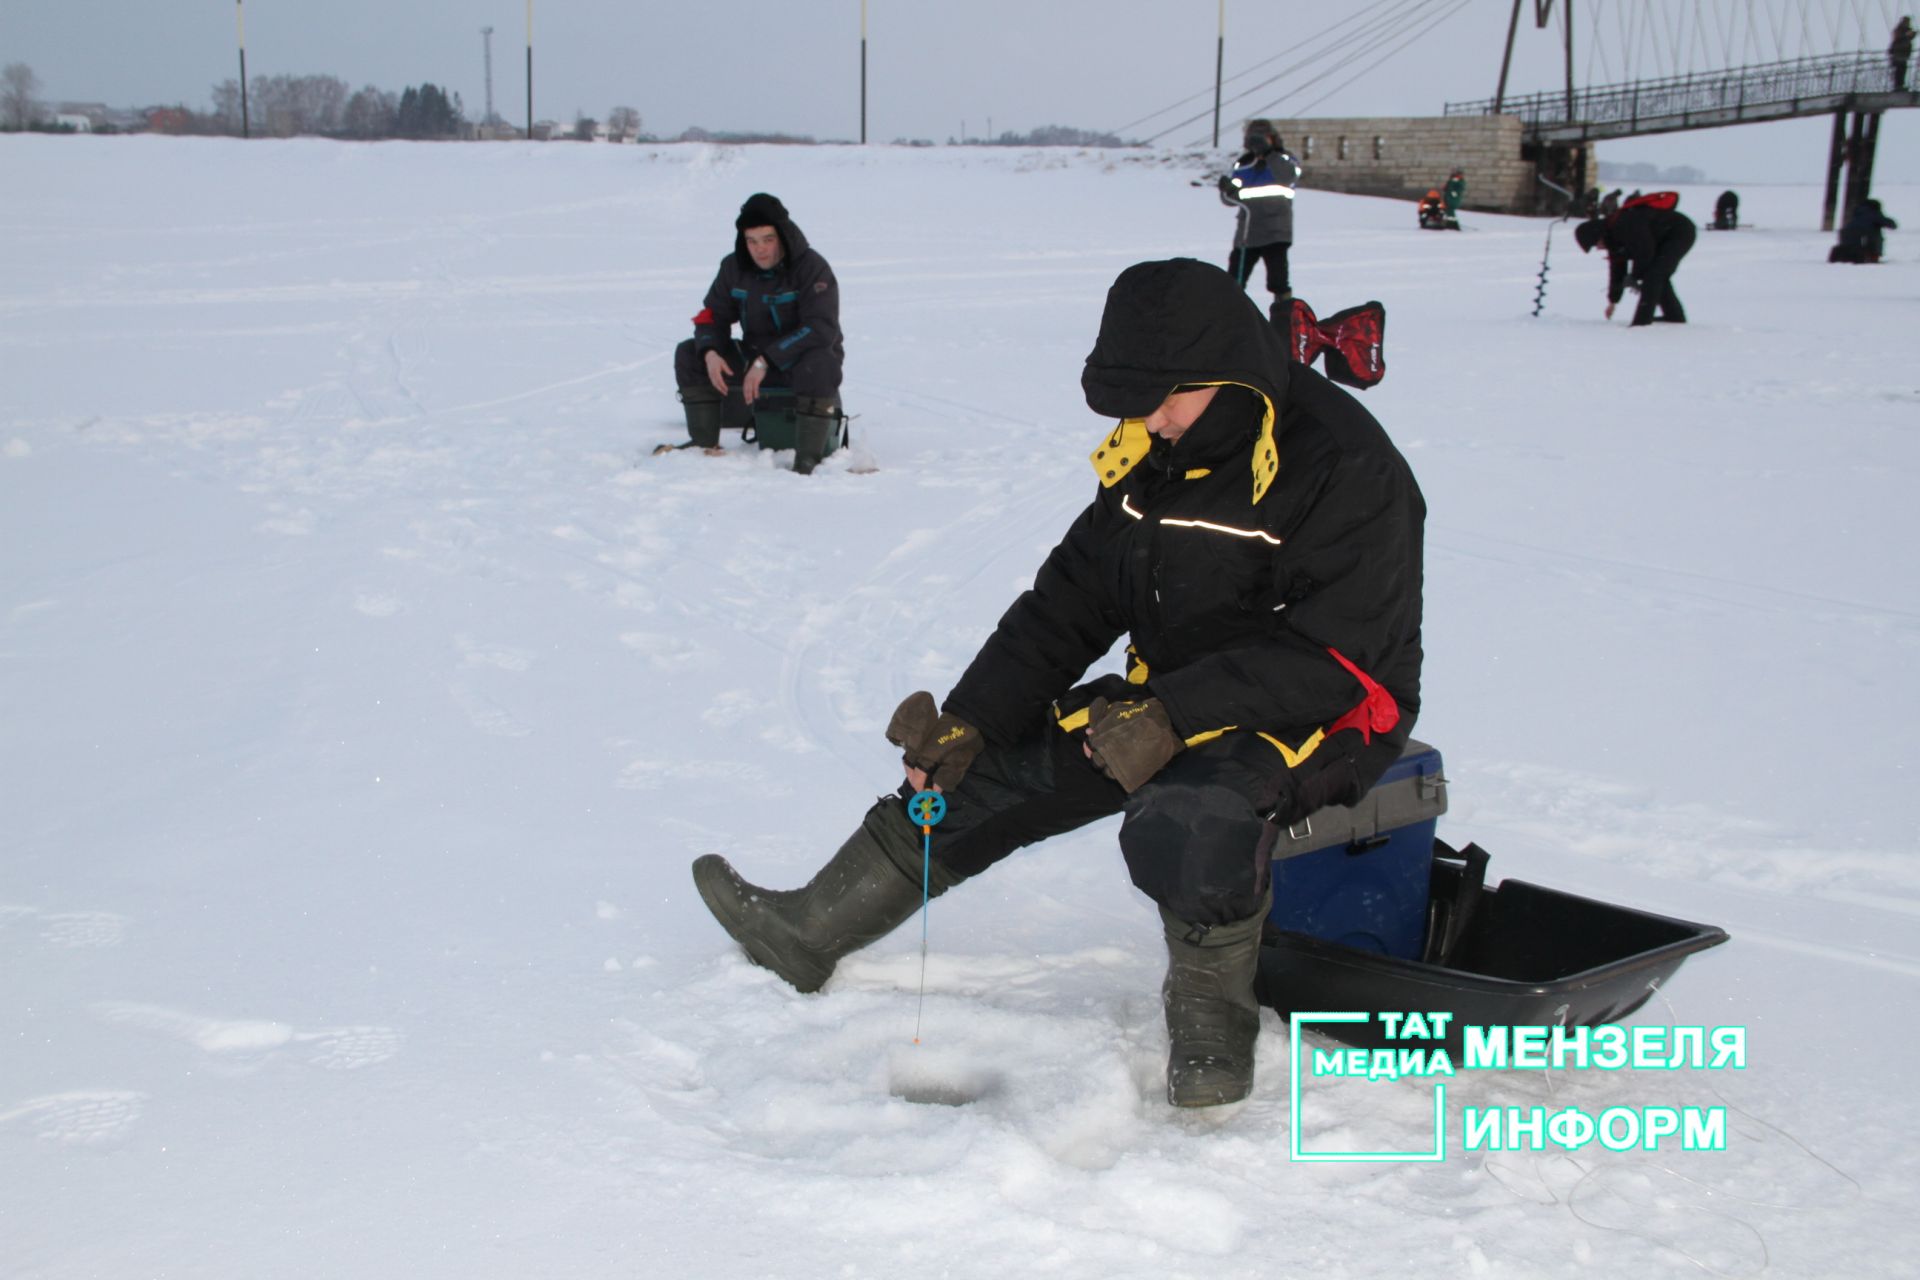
[1826, 108, 1885, 231]
[1823, 111, 1847, 231]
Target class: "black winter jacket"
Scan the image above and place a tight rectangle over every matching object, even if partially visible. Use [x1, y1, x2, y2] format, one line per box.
[945, 259, 1424, 802]
[1603, 204, 1696, 303]
[693, 209, 843, 373]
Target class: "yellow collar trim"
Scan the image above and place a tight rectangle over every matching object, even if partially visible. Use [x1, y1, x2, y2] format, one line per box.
[1086, 381, 1279, 503]
[1091, 419, 1151, 488]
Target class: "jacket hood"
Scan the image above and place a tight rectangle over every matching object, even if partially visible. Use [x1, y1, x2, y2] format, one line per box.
[1082, 259, 1290, 501]
[733, 192, 812, 268]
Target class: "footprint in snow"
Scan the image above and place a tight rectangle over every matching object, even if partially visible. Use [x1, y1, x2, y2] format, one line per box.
[40, 911, 129, 948]
[92, 1002, 402, 1071]
[0, 904, 128, 948]
[0, 1091, 147, 1146]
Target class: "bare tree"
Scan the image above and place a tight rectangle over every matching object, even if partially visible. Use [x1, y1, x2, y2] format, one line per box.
[250, 73, 350, 137]
[342, 85, 397, 139]
[572, 113, 598, 141]
[607, 106, 640, 139]
[210, 79, 243, 134]
[3, 62, 42, 131]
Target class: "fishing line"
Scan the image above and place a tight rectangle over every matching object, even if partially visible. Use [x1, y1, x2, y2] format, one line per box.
[906, 789, 947, 1044]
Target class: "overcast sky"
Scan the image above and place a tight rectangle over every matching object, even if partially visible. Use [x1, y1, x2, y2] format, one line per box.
[3, 0, 1914, 180]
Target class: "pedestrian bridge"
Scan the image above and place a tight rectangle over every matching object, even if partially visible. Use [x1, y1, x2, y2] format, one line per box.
[1445, 50, 1916, 143]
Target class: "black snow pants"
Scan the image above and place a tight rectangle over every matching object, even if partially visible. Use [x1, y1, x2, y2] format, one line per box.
[1630, 220, 1696, 325]
[1227, 241, 1291, 298]
[894, 677, 1351, 927]
[674, 337, 842, 404]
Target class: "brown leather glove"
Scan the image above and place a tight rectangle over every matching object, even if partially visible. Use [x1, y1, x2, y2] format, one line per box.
[1084, 696, 1183, 793]
[885, 691, 984, 791]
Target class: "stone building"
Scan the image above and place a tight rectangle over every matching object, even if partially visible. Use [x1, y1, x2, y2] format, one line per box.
[1248, 115, 1596, 215]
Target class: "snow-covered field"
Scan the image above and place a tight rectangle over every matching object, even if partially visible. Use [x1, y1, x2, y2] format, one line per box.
[3, 135, 1916, 1278]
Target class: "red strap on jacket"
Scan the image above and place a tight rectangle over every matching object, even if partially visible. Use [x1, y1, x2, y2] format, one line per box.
[691, 307, 714, 325]
[1324, 647, 1400, 743]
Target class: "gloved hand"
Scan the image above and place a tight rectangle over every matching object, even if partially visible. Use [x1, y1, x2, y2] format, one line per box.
[1084, 696, 1183, 793]
[885, 691, 983, 791]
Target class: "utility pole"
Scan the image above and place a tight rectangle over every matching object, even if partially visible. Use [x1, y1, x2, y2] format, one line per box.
[481, 26, 496, 127]
[236, 0, 250, 138]
[525, 0, 535, 139]
[1212, 0, 1224, 147]
[860, 0, 868, 144]
[1563, 0, 1575, 124]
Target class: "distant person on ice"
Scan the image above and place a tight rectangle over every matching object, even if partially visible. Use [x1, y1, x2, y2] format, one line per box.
[691, 258, 1426, 1110]
[672, 193, 844, 473]
[1712, 190, 1739, 231]
[1832, 198, 1899, 263]
[1443, 168, 1466, 228]
[1574, 193, 1697, 326]
[1217, 119, 1302, 323]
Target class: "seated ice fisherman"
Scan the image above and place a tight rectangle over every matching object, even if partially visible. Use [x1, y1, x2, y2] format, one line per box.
[691, 259, 1426, 1110]
[670, 193, 845, 474]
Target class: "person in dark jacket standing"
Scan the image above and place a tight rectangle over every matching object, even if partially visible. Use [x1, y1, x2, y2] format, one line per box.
[1574, 197, 1697, 325]
[672, 192, 844, 473]
[1891, 17, 1914, 91]
[691, 259, 1425, 1110]
[1218, 119, 1303, 323]
[1443, 169, 1467, 228]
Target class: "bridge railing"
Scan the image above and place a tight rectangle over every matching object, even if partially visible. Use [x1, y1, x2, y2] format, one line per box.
[1445, 51, 1903, 130]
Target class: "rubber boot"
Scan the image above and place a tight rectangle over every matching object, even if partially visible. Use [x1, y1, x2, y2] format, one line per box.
[1161, 886, 1271, 1107]
[791, 399, 840, 475]
[1267, 291, 1293, 330]
[679, 385, 724, 448]
[691, 800, 954, 993]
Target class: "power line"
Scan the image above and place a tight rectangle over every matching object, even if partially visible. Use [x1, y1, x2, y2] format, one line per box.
[1111, 0, 1411, 137]
[1142, 0, 1441, 144]
[1283, 0, 1476, 119]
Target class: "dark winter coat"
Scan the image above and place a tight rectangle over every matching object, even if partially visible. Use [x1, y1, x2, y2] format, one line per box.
[1839, 200, 1898, 255]
[1444, 173, 1466, 214]
[945, 259, 1424, 807]
[1603, 204, 1696, 303]
[1218, 145, 1301, 247]
[693, 203, 843, 375]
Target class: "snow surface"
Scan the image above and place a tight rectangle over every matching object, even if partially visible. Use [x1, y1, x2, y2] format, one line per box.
[3, 135, 1918, 1279]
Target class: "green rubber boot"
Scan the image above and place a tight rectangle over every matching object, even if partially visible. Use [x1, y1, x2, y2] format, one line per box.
[679, 385, 724, 448]
[791, 398, 841, 475]
[1161, 886, 1271, 1107]
[691, 800, 955, 993]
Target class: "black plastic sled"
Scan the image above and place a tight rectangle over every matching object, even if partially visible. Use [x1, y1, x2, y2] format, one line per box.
[1256, 838, 1731, 1060]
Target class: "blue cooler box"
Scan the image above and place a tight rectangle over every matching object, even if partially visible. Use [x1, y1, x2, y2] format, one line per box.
[1261, 739, 1446, 959]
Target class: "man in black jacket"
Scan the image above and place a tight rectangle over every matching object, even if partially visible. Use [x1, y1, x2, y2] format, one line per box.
[692, 259, 1425, 1108]
[1574, 198, 1696, 326]
[672, 192, 844, 473]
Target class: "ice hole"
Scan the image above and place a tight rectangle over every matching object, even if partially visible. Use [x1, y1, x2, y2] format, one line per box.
[886, 1049, 1002, 1107]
